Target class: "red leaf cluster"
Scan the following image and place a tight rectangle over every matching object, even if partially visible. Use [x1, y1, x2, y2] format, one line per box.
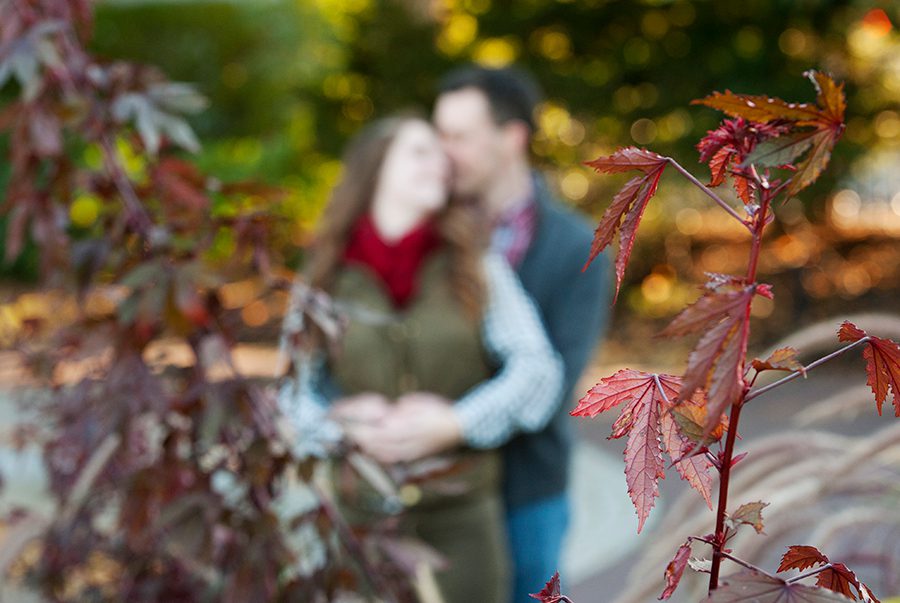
[778, 546, 880, 602]
[583, 147, 668, 300]
[572, 370, 714, 532]
[838, 321, 900, 416]
[696, 117, 792, 206]
[694, 71, 846, 198]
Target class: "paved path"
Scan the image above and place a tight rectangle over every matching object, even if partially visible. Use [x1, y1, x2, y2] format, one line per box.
[1, 328, 894, 602]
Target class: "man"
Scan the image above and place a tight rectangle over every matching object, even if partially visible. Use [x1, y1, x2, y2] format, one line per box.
[432, 66, 610, 601]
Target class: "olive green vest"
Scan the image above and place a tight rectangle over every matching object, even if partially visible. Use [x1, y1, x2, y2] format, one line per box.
[330, 251, 495, 400]
[328, 251, 500, 513]
[327, 251, 509, 603]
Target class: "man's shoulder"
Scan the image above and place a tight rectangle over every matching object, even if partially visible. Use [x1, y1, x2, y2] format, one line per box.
[524, 177, 607, 287]
[532, 184, 595, 256]
[540, 197, 594, 242]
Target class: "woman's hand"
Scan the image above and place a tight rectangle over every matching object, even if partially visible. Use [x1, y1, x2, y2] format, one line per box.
[349, 393, 463, 464]
[329, 392, 391, 426]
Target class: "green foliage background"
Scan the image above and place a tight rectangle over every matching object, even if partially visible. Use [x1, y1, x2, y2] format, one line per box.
[4, 0, 899, 335]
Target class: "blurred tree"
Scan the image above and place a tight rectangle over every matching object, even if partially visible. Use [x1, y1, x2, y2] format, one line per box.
[6, 0, 899, 340]
[0, 1, 420, 600]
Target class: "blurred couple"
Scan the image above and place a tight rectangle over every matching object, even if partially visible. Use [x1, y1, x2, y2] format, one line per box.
[279, 66, 610, 602]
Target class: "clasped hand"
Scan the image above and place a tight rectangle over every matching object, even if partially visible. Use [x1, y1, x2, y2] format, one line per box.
[330, 392, 463, 464]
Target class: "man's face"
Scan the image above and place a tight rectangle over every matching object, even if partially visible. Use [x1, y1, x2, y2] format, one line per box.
[433, 87, 506, 197]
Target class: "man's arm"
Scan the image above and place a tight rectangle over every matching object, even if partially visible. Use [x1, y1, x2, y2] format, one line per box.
[451, 253, 565, 449]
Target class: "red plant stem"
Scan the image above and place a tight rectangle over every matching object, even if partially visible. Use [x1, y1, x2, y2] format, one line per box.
[708, 401, 743, 591]
[744, 337, 871, 402]
[708, 188, 772, 593]
[667, 158, 751, 231]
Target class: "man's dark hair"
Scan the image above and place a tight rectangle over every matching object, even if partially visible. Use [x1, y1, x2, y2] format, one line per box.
[438, 65, 543, 135]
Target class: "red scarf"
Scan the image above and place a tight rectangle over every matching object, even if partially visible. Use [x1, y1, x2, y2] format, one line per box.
[343, 213, 441, 308]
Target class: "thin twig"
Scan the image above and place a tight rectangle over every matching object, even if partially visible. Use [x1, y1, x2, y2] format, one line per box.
[59, 432, 121, 523]
[100, 135, 153, 235]
[786, 563, 834, 584]
[690, 536, 773, 576]
[744, 338, 870, 402]
[313, 484, 401, 603]
[667, 158, 751, 230]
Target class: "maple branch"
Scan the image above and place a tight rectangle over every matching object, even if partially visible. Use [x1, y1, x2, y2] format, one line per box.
[708, 401, 743, 592]
[707, 187, 776, 592]
[313, 485, 401, 603]
[744, 337, 871, 402]
[100, 135, 153, 236]
[691, 536, 772, 576]
[666, 158, 751, 230]
[786, 563, 834, 584]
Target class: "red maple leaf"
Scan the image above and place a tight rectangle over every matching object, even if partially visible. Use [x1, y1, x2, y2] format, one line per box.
[572, 370, 714, 532]
[660, 398, 714, 508]
[838, 321, 900, 416]
[778, 545, 829, 572]
[777, 546, 881, 603]
[694, 71, 846, 198]
[661, 276, 769, 437]
[659, 540, 692, 600]
[530, 571, 566, 603]
[583, 147, 668, 301]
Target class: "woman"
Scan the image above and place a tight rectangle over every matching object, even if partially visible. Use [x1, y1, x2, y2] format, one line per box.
[279, 115, 562, 603]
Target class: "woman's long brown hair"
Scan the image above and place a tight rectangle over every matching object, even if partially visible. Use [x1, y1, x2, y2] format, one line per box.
[305, 116, 486, 320]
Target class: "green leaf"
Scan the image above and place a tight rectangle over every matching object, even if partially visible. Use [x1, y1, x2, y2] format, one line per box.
[726, 501, 769, 534]
[742, 131, 816, 168]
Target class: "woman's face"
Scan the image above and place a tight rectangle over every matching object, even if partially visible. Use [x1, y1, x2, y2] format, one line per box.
[376, 120, 450, 216]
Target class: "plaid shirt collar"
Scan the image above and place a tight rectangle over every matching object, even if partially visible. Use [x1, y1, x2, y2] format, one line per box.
[490, 188, 538, 268]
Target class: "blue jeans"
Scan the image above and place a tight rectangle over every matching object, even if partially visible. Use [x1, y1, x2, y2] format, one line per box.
[505, 493, 570, 603]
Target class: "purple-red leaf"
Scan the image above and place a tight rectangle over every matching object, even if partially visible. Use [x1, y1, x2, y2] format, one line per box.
[573, 371, 714, 531]
[659, 541, 692, 600]
[703, 570, 856, 602]
[583, 147, 668, 300]
[662, 279, 768, 436]
[838, 321, 900, 416]
[530, 571, 564, 603]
